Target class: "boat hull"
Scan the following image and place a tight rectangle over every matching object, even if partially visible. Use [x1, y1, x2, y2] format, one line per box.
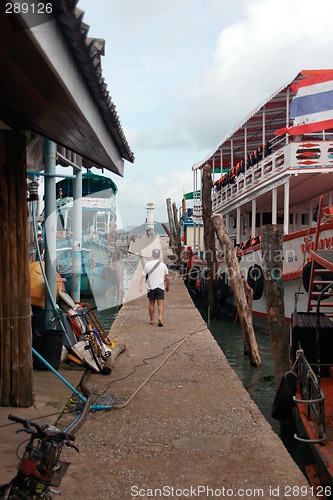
[225, 221, 333, 323]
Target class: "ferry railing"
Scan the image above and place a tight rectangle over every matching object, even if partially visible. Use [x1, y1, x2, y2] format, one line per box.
[293, 349, 326, 444]
[193, 140, 333, 218]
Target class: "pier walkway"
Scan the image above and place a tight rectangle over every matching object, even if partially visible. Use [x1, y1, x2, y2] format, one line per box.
[0, 260, 314, 499]
[62, 263, 313, 499]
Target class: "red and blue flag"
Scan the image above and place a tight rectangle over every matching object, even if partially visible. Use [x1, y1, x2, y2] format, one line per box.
[275, 69, 333, 135]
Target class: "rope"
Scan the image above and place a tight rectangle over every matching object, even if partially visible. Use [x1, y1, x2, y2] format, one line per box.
[112, 323, 207, 409]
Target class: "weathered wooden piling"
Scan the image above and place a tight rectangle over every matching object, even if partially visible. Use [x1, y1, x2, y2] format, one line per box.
[0, 132, 33, 406]
[202, 165, 219, 317]
[262, 225, 290, 384]
[212, 213, 261, 367]
[262, 225, 294, 432]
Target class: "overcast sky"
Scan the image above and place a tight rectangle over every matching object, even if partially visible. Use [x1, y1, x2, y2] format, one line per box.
[75, 0, 333, 229]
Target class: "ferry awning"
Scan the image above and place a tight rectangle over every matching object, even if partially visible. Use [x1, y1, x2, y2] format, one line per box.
[0, 1, 134, 176]
[192, 72, 305, 172]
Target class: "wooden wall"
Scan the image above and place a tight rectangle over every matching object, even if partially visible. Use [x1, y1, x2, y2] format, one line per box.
[0, 131, 33, 406]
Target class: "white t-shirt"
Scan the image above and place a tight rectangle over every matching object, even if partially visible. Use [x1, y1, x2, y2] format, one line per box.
[142, 259, 169, 290]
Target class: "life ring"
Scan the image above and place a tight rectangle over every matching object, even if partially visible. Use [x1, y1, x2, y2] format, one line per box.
[271, 371, 297, 421]
[302, 262, 333, 295]
[247, 264, 264, 300]
[217, 272, 229, 306]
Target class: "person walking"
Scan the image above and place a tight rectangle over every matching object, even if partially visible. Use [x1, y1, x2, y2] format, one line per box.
[140, 248, 170, 327]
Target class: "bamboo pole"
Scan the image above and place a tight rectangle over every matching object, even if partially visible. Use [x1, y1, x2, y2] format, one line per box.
[211, 213, 261, 367]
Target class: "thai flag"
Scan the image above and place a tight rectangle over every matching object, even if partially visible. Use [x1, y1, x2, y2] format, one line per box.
[275, 70, 333, 135]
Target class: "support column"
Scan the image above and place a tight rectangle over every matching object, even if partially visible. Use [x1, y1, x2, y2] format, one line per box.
[72, 160, 82, 302]
[44, 140, 57, 329]
[272, 188, 277, 225]
[251, 199, 256, 239]
[0, 131, 33, 406]
[236, 207, 241, 244]
[283, 179, 290, 234]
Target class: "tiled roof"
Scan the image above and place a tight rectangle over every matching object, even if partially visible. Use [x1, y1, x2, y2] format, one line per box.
[53, 0, 134, 164]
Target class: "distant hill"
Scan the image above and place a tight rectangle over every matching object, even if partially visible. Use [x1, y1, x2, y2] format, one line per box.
[128, 222, 168, 235]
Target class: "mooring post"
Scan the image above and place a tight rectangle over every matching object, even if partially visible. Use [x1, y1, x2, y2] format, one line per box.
[262, 225, 295, 433]
[202, 165, 219, 317]
[211, 213, 261, 367]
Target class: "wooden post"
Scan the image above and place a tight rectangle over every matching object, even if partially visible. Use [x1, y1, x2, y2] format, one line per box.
[172, 202, 182, 262]
[211, 213, 261, 367]
[165, 198, 182, 262]
[0, 132, 34, 406]
[166, 198, 176, 250]
[262, 225, 290, 384]
[262, 225, 294, 433]
[202, 165, 219, 317]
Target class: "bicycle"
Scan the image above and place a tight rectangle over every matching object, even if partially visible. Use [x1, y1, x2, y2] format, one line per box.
[67, 305, 112, 374]
[0, 414, 79, 499]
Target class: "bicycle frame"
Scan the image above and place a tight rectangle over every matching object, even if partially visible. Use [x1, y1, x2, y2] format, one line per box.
[1, 415, 79, 499]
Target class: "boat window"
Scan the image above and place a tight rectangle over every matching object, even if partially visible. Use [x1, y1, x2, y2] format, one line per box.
[249, 212, 261, 228]
[302, 213, 309, 225]
[263, 212, 272, 225]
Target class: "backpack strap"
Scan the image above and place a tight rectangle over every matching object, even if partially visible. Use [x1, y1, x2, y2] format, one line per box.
[145, 260, 161, 282]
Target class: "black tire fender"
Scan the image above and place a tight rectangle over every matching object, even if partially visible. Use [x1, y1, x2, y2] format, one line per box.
[271, 371, 297, 421]
[302, 261, 333, 295]
[247, 264, 264, 300]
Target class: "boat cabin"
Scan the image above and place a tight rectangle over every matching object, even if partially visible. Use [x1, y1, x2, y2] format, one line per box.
[191, 71, 333, 252]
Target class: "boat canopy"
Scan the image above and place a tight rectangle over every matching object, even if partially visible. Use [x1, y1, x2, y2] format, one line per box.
[192, 71, 308, 172]
[56, 171, 118, 199]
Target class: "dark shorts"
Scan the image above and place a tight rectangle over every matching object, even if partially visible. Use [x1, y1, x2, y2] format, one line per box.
[147, 288, 165, 301]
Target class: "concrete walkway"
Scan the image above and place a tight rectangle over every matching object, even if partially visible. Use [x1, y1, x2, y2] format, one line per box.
[0, 260, 314, 499]
[62, 263, 313, 499]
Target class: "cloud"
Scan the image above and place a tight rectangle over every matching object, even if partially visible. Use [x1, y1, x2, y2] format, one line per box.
[77, 0, 333, 229]
[180, 0, 333, 150]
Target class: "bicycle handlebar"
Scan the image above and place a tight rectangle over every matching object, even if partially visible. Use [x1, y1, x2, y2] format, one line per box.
[8, 414, 77, 445]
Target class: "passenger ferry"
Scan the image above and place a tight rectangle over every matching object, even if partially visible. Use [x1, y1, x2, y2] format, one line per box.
[189, 69, 333, 324]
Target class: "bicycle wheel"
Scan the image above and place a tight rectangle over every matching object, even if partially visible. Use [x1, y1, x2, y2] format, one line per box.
[89, 331, 106, 373]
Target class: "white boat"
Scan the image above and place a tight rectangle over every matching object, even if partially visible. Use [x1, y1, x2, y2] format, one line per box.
[189, 69, 333, 325]
[55, 171, 120, 298]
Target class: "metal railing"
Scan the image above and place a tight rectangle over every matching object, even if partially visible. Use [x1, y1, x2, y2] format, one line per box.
[293, 349, 326, 443]
[193, 140, 333, 218]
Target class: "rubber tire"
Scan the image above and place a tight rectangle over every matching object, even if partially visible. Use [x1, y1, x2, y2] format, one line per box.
[302, 262, 333, 296]
[271, 371, 297, 421]
[247, 265, 264, 300]
[217, 272, 229, 306]
[89, 332, 106, 373]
